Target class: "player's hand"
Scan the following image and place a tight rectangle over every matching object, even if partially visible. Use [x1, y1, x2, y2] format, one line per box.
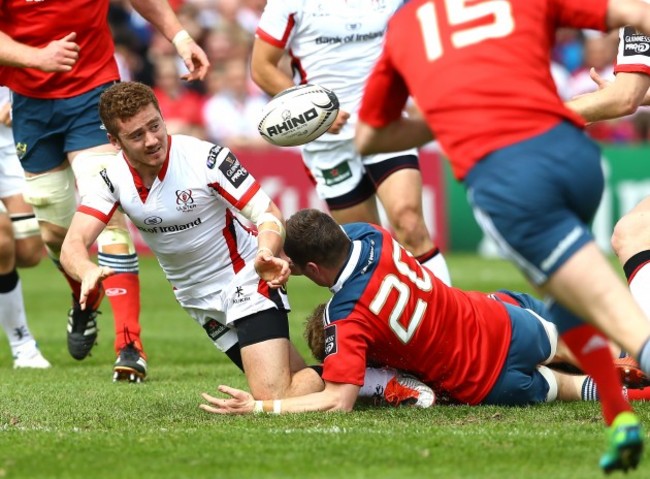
[173, 35, 210, 81]
[33, 32, 80, 73]
[0, 102, 11, 127]
[199, 386, 255, 415]
[254, 250, 290, 288]
[589, 67, 610, 91]
[327, 110, 350, 134]
[79, 266, 114, 310]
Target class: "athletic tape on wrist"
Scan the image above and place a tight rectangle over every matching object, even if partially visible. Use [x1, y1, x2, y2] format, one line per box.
[172, 29, 192, 47]
[273, 399, 282, 414]
[256, 212, 285, 240]
[254, 400, 264, 414]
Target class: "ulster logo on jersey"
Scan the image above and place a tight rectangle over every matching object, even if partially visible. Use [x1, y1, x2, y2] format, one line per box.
[219, 152, 249, 188]
[324, 324, 338, 357]
[176, 189, 197, 212]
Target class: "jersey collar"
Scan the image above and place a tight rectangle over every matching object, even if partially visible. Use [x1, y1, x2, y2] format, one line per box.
[330, 240, 362, 294]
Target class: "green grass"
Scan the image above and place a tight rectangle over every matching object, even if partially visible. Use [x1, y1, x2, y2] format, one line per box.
[1, 254, 648, 479]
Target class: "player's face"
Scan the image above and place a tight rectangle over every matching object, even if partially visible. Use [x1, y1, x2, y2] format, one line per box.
[113, 104, 169, 169]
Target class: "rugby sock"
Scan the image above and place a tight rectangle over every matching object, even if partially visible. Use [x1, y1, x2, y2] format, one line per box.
[0, 270, 34, 351]
[101, 272, 143, 356]
[623, 250, 650, 321]
[50, 256, 103, 308]
[581, 377, 650, 402]
[562, 325, 632, 425]
[417, 247, 451, 286]
[359, 367, 396, 398]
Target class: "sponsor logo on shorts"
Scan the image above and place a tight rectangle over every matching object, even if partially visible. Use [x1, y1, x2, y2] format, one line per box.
[324, 324, 337, 357]
[322, 161, 352, 186]
[623, 26, 650, 56]
[203, 318, 229, 342]
[218, 152, 249, 188]
[15, 142, 27, 160]
[206, 145, 223, 169]
[233, 285, 251, 305]
[99, 168, 115, 193]
[105, 288, 128, 296]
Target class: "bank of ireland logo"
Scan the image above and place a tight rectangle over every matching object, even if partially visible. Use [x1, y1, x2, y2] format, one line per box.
[175, 189, 196, 212]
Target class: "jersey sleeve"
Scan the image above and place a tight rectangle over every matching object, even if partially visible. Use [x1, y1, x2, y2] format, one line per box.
[320, 319, 369, 387]
[615, 26, 650, 75]
[549, 0, 608, 31]
[358, 38, 410, 128]
[255, 0, 301, 48]
[205, 144, 267, 214]
[77, 168, 120, 224]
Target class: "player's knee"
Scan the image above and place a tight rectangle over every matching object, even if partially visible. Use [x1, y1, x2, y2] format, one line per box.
[611, 212, 648, 259]
[71, 151, 118, 201]
[14, 235, 44, 268]
[0, 221, 15, 267]
[97, 226, 136, 256]
[388, 207, 430, 251]
[23, 167, 77, 230]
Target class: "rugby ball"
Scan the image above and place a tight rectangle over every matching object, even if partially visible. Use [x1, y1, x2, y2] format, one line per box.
[258, 84, 339, 147]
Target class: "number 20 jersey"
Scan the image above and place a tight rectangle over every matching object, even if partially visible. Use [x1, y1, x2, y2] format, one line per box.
[321, 223, 512, 405]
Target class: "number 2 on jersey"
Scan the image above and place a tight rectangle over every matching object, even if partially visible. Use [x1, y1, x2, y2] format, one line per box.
[416, 0, 514, 61]
[369, 241, 432, 344]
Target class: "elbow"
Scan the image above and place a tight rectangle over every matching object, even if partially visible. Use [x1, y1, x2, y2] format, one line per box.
[354, 122, 375, 155]
[618, 95, 641, 117]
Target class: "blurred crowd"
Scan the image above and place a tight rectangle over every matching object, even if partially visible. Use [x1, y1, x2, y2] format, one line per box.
[108, 0, 648, 147]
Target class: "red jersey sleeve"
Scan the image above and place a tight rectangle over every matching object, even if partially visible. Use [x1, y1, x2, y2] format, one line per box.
[321, 320, 370, 387]
[358, 45, 410, 129]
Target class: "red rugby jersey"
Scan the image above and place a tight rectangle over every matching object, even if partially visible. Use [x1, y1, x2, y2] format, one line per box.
[0, 0, 119, 98]
[358, 0, 608, 179]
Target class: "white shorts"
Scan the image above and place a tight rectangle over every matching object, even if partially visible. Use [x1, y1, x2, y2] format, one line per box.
[0, 141, 26, 200]
[301, 138, 417, 200]
[177, 263, 291, 352]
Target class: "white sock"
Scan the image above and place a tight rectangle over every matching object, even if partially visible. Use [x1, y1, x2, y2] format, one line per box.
[0, 275, 35, 353]
[358, 367, 397, 397]
[420, 251, 452, 286]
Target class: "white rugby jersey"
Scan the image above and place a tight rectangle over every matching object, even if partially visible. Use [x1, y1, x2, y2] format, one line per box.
[79, 135, 268, 298]
[256, 0, 405, 145]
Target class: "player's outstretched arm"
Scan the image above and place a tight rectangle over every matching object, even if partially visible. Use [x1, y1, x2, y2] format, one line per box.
[607, 0, 650, 38]
[355, 118, 434, 155]
[0, 31, 79, 72]
[130, 0, 209, 81]
[566, 69, 650, 122]
[250, 37, 295, 97]
[60, 212, 114, 310]
[200, 381, 360, 415]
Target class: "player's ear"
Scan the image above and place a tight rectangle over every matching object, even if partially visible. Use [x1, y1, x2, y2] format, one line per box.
[107, 133, 121, 150]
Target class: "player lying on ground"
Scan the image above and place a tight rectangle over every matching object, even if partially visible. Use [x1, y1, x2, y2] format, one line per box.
[200, 209, 650, 414]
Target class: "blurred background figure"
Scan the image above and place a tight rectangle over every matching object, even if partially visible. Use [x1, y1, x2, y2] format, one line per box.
[0, 87, 50, 369]
[152, 55, 207, 138]
[202, 58, 269, 150]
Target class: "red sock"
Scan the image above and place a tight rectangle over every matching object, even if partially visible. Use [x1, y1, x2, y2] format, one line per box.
[56, 262, 103, 308]
[562, 325, 632, 425]
[102, 273, 144, 356]
[626, 388, 650, 401]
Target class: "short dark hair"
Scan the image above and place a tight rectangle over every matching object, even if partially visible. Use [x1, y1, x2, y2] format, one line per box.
[284, 209, 351, 268]
[99, 82, 162, 136]
[304, 303, 327, 362]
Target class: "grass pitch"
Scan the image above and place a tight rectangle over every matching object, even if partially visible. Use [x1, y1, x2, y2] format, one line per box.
[1, 254, 648, 479]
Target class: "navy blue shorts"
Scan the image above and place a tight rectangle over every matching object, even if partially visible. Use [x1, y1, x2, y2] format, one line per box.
[11, 82, 114, 174]
[464, 121, 603, 285]
[482, 303, 553, 406]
